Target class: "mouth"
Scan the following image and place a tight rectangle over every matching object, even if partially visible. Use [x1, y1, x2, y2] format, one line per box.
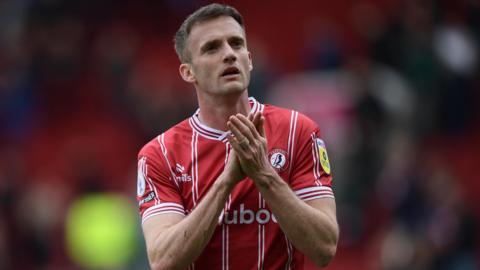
[220, 66, 241, 78]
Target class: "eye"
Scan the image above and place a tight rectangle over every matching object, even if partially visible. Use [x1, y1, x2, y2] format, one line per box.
[229, 38, 244, 49]
[205, 44, 218, 53]
[201, 41, 221, 54]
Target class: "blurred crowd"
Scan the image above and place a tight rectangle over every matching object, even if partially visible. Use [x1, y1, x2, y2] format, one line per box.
[0, 0, 479, 269]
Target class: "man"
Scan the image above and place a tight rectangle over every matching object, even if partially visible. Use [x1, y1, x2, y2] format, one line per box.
[136, 3, 338, 269]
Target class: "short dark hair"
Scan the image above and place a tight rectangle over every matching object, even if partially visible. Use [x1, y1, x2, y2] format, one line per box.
[174, 3, 245, 63]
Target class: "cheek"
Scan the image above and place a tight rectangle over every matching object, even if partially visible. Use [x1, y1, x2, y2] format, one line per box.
[192, 63, 207, 78]
[195, 65, 216, 86]
[241, 55, 252, 70]
[196, 62, 214, 77]
[242, 61, 252, 78]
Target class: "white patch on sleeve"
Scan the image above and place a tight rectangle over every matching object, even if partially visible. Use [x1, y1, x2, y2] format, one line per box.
[137, 157, 147, 196]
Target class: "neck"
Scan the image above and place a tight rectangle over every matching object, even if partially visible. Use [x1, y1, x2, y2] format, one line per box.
[196, 90, 251, 131]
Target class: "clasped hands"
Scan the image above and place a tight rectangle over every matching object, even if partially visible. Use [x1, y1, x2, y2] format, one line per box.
[225, 112, 275, 184]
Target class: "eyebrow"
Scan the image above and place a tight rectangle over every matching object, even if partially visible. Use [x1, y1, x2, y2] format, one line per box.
[200, 39, 222, 54]
[228, 36, 245, 46]
[199, 35, 246, 54]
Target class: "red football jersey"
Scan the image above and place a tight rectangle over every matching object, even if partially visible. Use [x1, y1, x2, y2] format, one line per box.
[136, 98, 334, 270]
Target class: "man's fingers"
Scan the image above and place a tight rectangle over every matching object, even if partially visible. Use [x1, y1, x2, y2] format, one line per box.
[227, 121, 243, 140]
[228, 121, 251, 149]
[236, 114, 261, 140]
[258, 116, 266, 137]
[229, 115, 256, 141]
[252, 112, 265, 137]
[228, 113, 266, 153]
[252, 112, 261, 127]
[227, 133, 247, 156]
[249, 112, 265, 138]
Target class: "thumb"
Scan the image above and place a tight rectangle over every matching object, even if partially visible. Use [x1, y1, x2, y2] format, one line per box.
[252, 112, 261, 129]
[257, 115, 266, 137]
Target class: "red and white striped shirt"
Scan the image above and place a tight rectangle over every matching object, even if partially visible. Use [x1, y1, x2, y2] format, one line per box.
[136, 97, 334, 270]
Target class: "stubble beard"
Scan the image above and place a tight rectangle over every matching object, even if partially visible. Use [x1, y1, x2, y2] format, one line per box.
[213, 76, 249, 96]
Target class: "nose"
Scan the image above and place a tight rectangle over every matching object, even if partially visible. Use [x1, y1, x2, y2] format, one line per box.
[222, 44, 237, 64]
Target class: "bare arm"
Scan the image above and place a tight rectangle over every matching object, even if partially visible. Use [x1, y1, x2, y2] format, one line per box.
[142, 153, 242, 270]
[248, 170, 338, 267]
[227, 113, 339, 267]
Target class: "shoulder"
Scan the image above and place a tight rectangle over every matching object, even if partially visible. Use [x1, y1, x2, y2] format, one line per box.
[263, 104, 319, 132]
[138, 119, 192, 159]
[263, 103, 291, 120]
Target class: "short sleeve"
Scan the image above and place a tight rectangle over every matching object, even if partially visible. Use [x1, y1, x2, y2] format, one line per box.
[136, 141, 185, 224]
[289, 114, 334, 201]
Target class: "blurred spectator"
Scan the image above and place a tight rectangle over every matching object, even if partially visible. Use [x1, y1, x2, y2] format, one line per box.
[0, 0, 478, 269]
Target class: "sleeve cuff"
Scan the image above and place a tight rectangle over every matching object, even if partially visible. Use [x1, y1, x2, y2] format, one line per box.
[142, 202, 185, 224]
[294, 186, 334, 201]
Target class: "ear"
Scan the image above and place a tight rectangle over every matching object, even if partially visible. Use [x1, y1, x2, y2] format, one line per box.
[248, 51, 253, 71]
[179, 63, 196, 83]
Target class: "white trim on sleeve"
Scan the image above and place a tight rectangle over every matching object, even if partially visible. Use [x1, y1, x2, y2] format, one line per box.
[294, 186, 334, 201]
[142, 202, 185, 224]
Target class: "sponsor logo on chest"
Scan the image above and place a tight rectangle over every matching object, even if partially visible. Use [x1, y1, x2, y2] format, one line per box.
[222, 204, 278, 225]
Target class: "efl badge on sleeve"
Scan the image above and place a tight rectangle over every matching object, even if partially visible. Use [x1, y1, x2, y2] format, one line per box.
[315, 139, 331, 175]
[137, 157, 147, 196]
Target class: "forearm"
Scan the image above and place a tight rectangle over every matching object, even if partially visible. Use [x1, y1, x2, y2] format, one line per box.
[254, 170, 338, 267]
[149, 174, 234, 269]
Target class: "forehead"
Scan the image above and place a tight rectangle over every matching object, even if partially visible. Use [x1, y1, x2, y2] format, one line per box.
[187, 16, 245, 50]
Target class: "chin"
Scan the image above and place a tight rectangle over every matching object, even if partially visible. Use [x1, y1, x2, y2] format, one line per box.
[220, 83, 247, 95]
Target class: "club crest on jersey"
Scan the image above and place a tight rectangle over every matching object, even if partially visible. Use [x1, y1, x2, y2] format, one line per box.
[137, 157, 147, 196]
[268, 149, 288, 172]
[315, 138, 331, 175]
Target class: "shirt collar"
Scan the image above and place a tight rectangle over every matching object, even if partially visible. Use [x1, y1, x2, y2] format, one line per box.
[189, 97, 263, 141]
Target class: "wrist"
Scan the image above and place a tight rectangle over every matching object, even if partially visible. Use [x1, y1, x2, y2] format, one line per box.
[216, 171, 239, 192]
[252, 166, 282, 190]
